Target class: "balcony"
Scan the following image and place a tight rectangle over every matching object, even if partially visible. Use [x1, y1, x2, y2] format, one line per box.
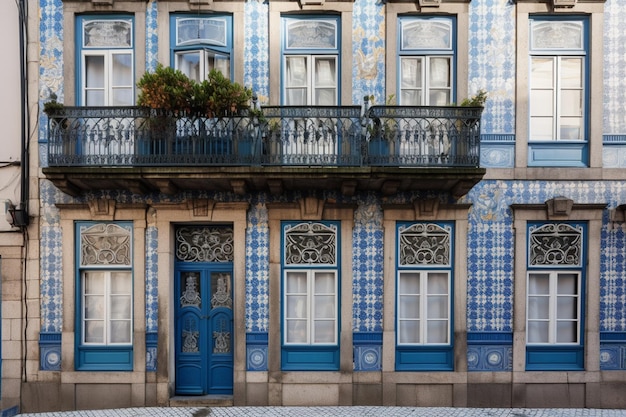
[42, 105, 486, 198]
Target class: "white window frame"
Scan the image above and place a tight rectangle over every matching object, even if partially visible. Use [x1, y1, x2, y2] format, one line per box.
[81, 270, 133, 346]
[397, 270, 451, 345]
[174, 49, 230, 82]
[526, 270, 581, 345]
[284, 55, 338, 105]
[529, 19, 586, 142]
[81, 50, 134, 106]
[284, 269, 338, 346]
[399, 55, 453, 106]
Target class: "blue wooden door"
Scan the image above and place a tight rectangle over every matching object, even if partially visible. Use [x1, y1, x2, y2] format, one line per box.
[175, 267, 233, 395]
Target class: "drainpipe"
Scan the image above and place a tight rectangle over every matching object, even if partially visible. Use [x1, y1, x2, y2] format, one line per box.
[16, 0, 29, 227]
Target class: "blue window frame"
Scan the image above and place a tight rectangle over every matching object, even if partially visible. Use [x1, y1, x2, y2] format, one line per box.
[170, 13, 233, 81]
[526, 222, 586, 370]
[76, 15, 134, 106]
[528, 16, 589, 167]
[395, 222, 454, 371]
[397, 16, 456, 105]
[281, 16, 341, 105]
[75, 222, 133, 371]
[281, 221, 340, 371]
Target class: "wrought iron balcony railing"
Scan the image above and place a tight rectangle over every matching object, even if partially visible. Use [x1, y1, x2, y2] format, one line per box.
[46, 105, 482, 168]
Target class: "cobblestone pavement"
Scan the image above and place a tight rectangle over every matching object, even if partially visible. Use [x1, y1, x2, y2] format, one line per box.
[14, 408, 626, 417]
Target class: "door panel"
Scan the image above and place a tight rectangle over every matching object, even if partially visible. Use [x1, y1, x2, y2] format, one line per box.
[175, 268, 233, 395]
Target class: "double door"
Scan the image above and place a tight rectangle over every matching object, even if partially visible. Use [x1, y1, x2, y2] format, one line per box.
[175, 266, 233, 395]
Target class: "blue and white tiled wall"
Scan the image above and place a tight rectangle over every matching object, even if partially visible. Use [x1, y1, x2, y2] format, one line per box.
[36, 0, 626, 372]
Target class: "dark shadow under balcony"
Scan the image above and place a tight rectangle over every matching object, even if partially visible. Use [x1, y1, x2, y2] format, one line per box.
[42, 105, 486, 198]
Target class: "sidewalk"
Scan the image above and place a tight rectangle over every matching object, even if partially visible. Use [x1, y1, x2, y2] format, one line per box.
[14, 407, 626, 417]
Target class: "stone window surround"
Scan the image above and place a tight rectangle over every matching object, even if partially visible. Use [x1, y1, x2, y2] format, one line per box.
[510, 198, 605, 380]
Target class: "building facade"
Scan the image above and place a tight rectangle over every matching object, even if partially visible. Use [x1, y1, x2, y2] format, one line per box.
[4, 0, 626, 412]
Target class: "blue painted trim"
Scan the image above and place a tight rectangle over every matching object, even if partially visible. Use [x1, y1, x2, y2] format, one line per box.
[281, 346, 340, 371]
[481, 134, 515, 142]
[603, 134, 626, 143]
[0, 406, 19, 417]
[396, 346, 454, 371]
[246, 331, 269, 344]
[467, 332, 513, 345]
[76, 346, 133, 371]
[528, 142, 588, 167]
[600, 332, 626, 342]
[353, 331, 383, 345]
[146, 331, 158, 372]
[526, 346, 584, 371]
[39, 332, 62, 371]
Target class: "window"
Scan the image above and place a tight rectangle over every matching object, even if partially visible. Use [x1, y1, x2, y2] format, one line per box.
[76, 16, 134, 106]
[281, 221, 340, 370]
[528, 17, 589, 166]
[526, 222, 585, 370]
[76, 222, 133, 370]
[282, 17, 340, 105]
[170, 14, 233, 81]
[396, 222, 454, 371]
[398, 17, 455, 105]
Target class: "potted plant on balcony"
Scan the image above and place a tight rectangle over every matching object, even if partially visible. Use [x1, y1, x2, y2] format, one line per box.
[366, 94, 398, 160]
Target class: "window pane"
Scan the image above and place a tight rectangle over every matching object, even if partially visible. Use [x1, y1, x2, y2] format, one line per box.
[314, 295, 335, 318]
[561, 89, 582, 118]
[286, 295, 307, 318]
[315, 58, 336, 87]
[528, 321, 549, 343]
[399, 320, 420, 344]
[85, 272, 105, 294]
[429, 90, 450, 106]
[427, 296, 448, 319]
[556, 321, 577, 343]
[315, 89, 336, 106]
[428, 273, 448, 293]
[85, 295, 104, 319]
[399, 295, 419, 319]
[314, 272, 335, 293]
[110, 295, 131, 319]
[426, 320, 448, 343]
[530, 117, 554, 140]
[528, 296, 549, 319]
[314, 321, 335, 343]
[177, 52, 201, 82]
[429, 57, 450, 88]
[286, 320, 308, 344]
[212, 54, 230, 78]
[286, 89, 307, 105]
[401, 90, 421, 106]
[530, 90, 554, 117]
[286, 272, 307, 293]
[559, 118, 582, 140]
[110, 320, 131, 343]
[399, 272, 420, 294]
[112, 53, 132, 86]
[85, 55, 105, 88]
[557, 273, 578, 294]
[111, 272, 131, 293]
[286, 57, 307, 87]
[557, 296, 577, 320]
[401, 58, 421, 89]
[85, 321, 104, 343]
[561, 58, 583, 88]
[528, 274, 550, 294]
[531, 58, 554, 89]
